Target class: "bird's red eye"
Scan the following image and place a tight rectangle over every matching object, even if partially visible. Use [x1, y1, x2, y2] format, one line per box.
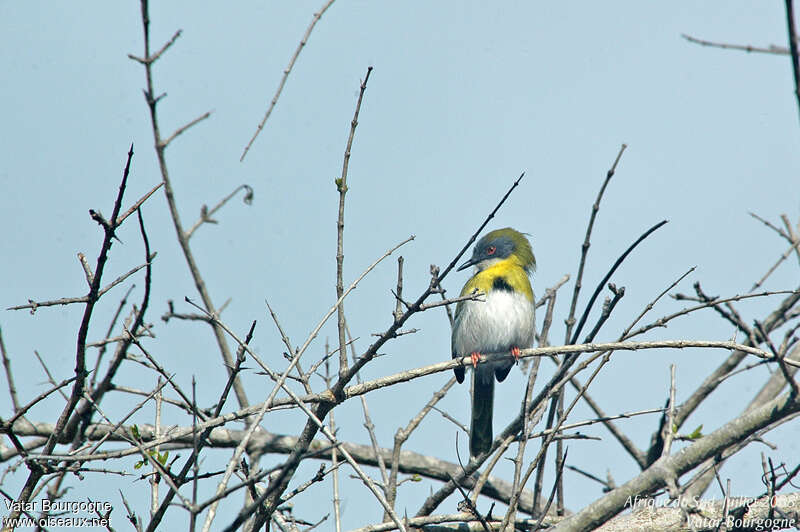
[486, 246, 496, 255]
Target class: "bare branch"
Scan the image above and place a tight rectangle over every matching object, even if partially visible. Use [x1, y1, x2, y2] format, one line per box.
[336, 66, 373, 379]
[564, 143, 627, 343]
[660, 365, 678, 462]
[240, 0, 338, 161]
[134, 0, 251, 417]
[682, 33, 789, 55]
[552, 391, 800, 531]
[6, 145, 136, 524]
[785, 0, 800, 124]
[3, 375, 79, 427]
[571, 220, 667, 344]
[185, 184, 254, 240]
[128, 29, 182, 64]
[0, 327, 20, 412]
[115, 181, 164, 226]
[159, 111, 212, 149]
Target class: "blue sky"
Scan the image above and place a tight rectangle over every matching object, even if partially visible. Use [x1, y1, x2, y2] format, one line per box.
[2, 2, 798, 529]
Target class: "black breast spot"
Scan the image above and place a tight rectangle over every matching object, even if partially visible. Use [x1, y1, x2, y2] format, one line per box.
[492, 277, 513, 292]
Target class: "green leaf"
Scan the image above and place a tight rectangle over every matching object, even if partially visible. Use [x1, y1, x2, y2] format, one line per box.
[688, 424, 704, 440]
[131, 425, 140, 439]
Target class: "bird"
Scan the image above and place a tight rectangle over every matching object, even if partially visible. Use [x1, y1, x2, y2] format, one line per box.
[451, 227, 536, 457]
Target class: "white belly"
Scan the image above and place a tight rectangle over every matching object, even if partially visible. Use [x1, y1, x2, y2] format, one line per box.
[452, 289, 535, 357]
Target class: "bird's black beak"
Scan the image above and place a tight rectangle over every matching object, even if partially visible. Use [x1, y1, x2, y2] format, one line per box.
[457, 257, 478, 272]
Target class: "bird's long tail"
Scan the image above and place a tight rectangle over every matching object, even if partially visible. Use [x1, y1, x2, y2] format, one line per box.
[470, 375, 494, 457]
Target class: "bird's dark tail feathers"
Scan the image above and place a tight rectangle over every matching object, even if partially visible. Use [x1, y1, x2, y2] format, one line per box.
[470, 375, 494, 457]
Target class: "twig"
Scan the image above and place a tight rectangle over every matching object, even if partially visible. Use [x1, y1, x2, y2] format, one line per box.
[536, 274, 571, 309]
[565, 464, 614, 492]
[537, 278, 563, 348]
[772, 341, 800, 397]
[232, 172, 528, 527]
[780, 214, 800, 265]
[336, 66, 373, 379]
[660, 365, 677, 460]
[343, 339, 798, 401]
[620, 266, 695, 340]
[78, 252, 94, 286]
[240, 0, 338, 161]
[150, 379, 162, 517]
[116, 181, 164, 226]
[570, 220, 668, 344]
[5, 145, 136, 525]
[533, 382, 560, 512]
[503, 345, 543, 527]
[345, 322, 391, 518]
[564, 143, 626, 344]
[387, 378, 457, 510]
[393, 257, 404, 321]
[125, 332, 199, 419]
[416, 292, 484, 311]
[582, 284, 625, 343]
[9, 419, 537, 513]
[189, 274, 411, 531]
[194, 451, 336, 514]
[324, 347, 342, 532]
[15, 339, 792, 464]
[671, 288, 800, 431]
[120, 488, 143, 532]
[629, 289, 797, 340]
[134, 0, 252, 424]
[414, 336, 793, 517]
[531, 448, 568, 531]
[267, 300, 312, 391]
[345, 514, 557, 532]
[750, 212, 793, 242]
[32, 351, 68, 404]
[682, 33, 789, 55]
[185, 184, 253, 239]
[128, 28, 182, 64]
[527, 350, 616, 521]
[146, 319, 255, 531]
[159, 112, 211, 149]
[190, 377, 199, 532]
[90, 284, 136, 389]
[785, 0, 800, 124]
[8, 259, 154, 312]
[83, 379, 169, 458]
[566, 374, 647, 468]
[430, 404, 467, 432]
[3, 375, 79, 427]
[438, 173, 526, 284]
[0, 327, 20, 412]
[447, 472, 491, 532]
[538, 215, 664, 508]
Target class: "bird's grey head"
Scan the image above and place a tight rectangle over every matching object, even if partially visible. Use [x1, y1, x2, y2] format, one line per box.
[457, 228, 531, 272]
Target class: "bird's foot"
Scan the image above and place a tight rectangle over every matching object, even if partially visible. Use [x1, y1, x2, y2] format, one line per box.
[511, 346, 521, 363]
[470, 352, 482, 368]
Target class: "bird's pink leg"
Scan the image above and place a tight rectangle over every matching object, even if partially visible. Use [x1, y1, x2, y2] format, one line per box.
[511, 346, 521, 362]
[470, 352, 481, 368]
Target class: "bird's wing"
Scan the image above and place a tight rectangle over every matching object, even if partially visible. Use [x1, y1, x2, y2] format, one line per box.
[451, 301, 465, 383]
[451, 276, 486, 383]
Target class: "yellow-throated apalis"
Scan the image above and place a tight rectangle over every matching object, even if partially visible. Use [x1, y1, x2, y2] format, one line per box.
[451, 228, 535, 457]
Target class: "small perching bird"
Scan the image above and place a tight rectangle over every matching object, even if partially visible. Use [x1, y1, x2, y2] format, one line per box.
[451, 228, 536, 457]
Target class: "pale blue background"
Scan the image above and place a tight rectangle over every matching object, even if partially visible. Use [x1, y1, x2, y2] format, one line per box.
[2, 2, 798, 530]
